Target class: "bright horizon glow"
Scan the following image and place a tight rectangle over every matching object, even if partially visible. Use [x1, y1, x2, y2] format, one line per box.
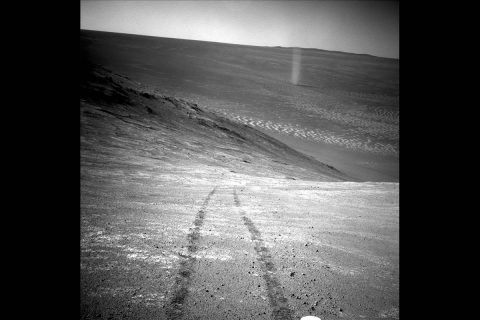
[80, 0, 399, 59]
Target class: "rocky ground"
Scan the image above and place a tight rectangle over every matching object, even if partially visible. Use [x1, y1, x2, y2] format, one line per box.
[81, 165, 398, 320]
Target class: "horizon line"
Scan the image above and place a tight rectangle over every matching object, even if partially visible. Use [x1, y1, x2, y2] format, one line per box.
[80, 28, 399, 60]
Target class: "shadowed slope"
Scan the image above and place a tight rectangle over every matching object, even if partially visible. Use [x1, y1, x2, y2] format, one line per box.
[81, 61, 351, 181]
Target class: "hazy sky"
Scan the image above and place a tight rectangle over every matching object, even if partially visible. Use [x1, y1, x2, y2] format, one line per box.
[81, 0, 399, 59]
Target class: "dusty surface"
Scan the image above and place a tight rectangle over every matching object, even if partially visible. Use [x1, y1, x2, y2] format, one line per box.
[80, 61, 399, 319]
[80, 30, 399, 182]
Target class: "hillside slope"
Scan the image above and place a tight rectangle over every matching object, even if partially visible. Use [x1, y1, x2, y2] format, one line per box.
[81, 61, 350, 182]
[80, 30, 398, 181]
